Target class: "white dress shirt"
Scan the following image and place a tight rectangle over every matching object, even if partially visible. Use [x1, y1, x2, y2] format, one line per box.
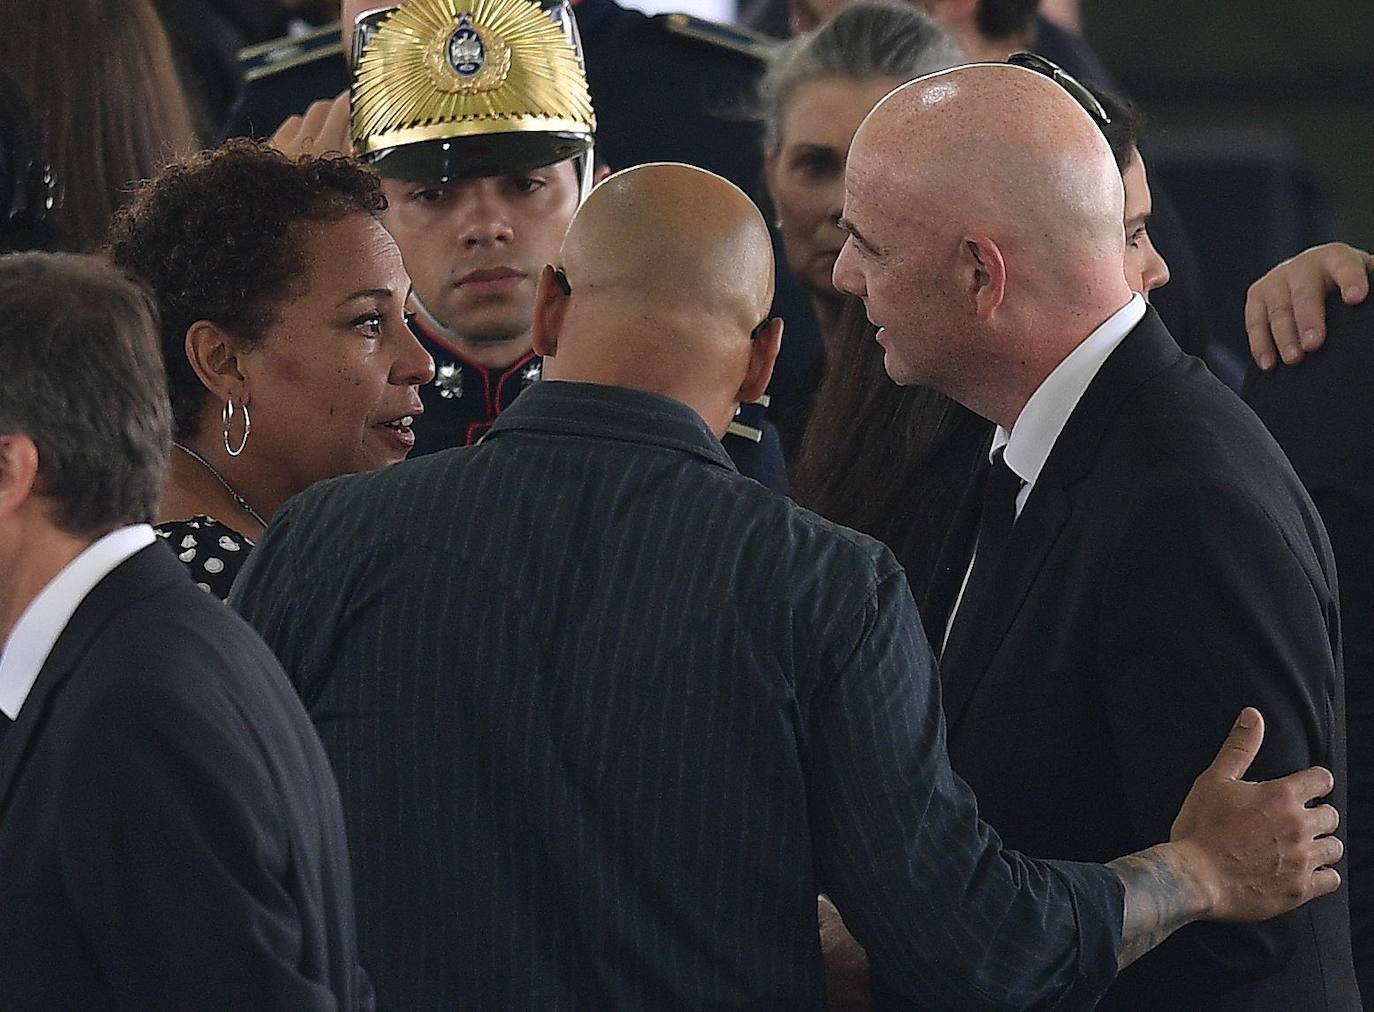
[941, 294, 1147, 651]
[0, 524, 155, 720]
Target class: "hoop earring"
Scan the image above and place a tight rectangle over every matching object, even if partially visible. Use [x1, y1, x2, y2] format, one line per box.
[223, 400, 251, 457]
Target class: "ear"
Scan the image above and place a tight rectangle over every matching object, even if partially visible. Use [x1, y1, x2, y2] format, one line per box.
[530, 265, 569, 359]
[591, 162, 612, 187]
[736, 317, 784, 405]
[0, 433, 40, 521]
[962, 235, 1007, 321]
[185, 320, 251, 405]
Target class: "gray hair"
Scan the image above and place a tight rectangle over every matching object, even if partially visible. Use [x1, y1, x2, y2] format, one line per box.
[0, 252, 171, 534]
[759, 1, 965, 150]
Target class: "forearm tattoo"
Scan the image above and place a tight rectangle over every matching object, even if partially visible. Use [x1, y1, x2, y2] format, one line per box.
[1107, 845, 1203, 970]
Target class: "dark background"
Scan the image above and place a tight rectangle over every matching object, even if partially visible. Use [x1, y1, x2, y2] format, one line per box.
[1083, 1, 1374, 248]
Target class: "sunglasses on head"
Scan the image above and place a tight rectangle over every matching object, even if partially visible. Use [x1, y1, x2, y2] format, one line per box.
[551, 268, 774, 340]
[1006, 52, 1111, 128]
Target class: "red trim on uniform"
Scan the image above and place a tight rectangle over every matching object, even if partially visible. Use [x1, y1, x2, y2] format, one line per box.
[410, 314, 496, 415]
[493, 352, 540, 415]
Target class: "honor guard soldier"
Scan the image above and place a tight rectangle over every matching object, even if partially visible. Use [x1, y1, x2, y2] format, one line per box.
[332, 0, 786, 484]
[230, 1, 796, 485]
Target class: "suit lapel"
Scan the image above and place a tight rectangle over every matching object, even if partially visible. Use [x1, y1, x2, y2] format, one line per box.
[939, 311, 1185, 732]
[0, 545, 184, 817]
[922, 459, 988, 642]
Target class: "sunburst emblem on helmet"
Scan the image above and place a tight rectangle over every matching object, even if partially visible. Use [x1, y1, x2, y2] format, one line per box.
[352, 0, 596, 158]
[427, 12, 512, 93]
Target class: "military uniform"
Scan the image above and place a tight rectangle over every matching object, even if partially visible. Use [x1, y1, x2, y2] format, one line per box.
[233, 0, 793, 488]
[410, 319, 786, 488]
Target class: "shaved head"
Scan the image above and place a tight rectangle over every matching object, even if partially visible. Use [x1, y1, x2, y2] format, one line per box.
[853, 65, 1124, 267]
[833, 64, 1136, 426]
[532, 163, 781, 436]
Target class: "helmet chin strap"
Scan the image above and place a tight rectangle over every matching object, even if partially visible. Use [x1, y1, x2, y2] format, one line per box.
[575, 145, 596, 205]
[411, 289, 471, 347]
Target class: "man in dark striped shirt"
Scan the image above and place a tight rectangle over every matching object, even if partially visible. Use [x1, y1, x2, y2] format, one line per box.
[232, 163, 1341, 1010]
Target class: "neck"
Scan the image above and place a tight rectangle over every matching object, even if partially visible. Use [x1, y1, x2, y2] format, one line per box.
[0, 516, 92, 645]
[159, 432, 275, 539]
[413, 297, 533, 371]
[970, 293, 1135, 430]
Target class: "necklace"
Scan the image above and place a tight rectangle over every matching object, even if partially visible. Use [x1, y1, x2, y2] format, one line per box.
[172, 443, 268, 529]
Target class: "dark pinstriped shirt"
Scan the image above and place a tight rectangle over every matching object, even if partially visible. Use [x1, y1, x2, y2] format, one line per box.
[231, 380, 1124, 1011]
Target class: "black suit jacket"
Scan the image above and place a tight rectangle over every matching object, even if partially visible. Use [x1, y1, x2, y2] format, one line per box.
[0, 544, 370, 1010]
[1245, 287, 1374, 1000]
[933, 311, 1360, 1009]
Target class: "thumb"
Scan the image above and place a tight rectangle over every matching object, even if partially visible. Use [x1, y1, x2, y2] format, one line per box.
[1206, 707, 1265, 781]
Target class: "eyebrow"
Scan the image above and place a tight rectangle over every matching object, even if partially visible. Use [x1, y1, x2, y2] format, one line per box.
[337, 288, 397, 308]
[836, 217, 881, 257]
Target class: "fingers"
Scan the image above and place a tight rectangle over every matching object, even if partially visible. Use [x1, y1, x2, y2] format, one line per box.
[1245, 243, 1374, 370]
[1332, 252, 1372, 305]
[1288, 276, 1332, 357]
[319, 92, 353, 155]
[1312, 832, 1344, 868]
[1304, 801, 1340, 839]
[1206, 707, 1264, 781]
[1283, 764, 1336, 805]
[1311, 867, 1341, 899]
[269, 91, 351, 159]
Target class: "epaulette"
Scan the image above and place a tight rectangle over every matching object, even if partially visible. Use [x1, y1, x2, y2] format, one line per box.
[657, 13, 779, 62]
[239, 22, 344, 83]
[727, 393, 771, 443]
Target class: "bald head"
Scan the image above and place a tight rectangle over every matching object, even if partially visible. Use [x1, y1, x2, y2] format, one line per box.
[532, 163, 781, 436]
[833, 64, 1135, 426]
[855, 65, 1125, 272]
[562, 162, 775, 316]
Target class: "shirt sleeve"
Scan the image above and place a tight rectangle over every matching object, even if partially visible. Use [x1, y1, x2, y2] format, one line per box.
[807, 569, 1123, 1009]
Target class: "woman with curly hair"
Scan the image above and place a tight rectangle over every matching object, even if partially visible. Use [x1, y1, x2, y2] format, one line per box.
[108, 139, 434, 596]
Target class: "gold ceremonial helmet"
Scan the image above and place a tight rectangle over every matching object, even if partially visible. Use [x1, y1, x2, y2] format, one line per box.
[351, 0, 595, 188]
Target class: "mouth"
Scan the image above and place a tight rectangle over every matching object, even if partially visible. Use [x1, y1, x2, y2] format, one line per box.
[374, 409, 423, 452]
[457, 267, 527, 295]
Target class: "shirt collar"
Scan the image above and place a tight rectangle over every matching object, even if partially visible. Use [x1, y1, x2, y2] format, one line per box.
[486, 380, 738, 472]
[0, 524, 155, 719]
[991, 294, 1146, 485]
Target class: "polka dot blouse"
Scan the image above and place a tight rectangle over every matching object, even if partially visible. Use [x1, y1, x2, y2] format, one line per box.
[155, 515, 254, 600]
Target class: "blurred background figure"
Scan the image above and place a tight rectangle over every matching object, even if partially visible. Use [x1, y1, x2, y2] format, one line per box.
[0, 0, 199, 252]
[0, 73, 56, 254]
[758, 1, 961, 454]
[107, 140, 433, 598]
[761, 2, 960, 372]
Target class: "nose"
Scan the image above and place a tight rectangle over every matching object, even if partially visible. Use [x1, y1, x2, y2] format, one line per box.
[832, 240, 864, 298]
[457, 189, 515, 248]
[390, 319, 436, 386]
[1143, 236, 1171, 296]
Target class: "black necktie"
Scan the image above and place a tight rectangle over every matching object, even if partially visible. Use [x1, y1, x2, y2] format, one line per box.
[970, 449, 1022, 583]
[942, 449, 1023, 656]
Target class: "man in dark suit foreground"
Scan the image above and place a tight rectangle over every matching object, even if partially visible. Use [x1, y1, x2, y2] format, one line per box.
[0, 253, 370, 1010]
[235, 161, 1342, 1009]
[835, 66, 1359, 1008]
